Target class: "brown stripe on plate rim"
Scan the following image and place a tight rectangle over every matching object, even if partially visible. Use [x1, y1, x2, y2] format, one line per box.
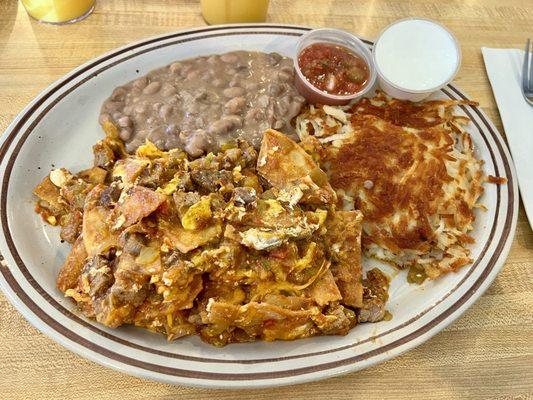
[0, 28, 513, 366]
[0, 27, 516, 378]
[0, 33, 505, 363]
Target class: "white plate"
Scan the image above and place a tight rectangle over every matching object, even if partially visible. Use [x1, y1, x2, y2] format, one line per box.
[0, 24, 518, 388]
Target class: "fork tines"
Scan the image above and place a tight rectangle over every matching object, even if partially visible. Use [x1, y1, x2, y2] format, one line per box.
[523, 39, 533, 105]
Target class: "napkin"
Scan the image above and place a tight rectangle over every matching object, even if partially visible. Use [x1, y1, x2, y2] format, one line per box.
[482, 47, 533, 229]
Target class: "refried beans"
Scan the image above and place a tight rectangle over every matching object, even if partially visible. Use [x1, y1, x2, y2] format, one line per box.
[99, 51, 306, 156]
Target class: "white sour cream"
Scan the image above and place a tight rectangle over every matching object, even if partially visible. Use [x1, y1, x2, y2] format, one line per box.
[374, 19, 460, 91]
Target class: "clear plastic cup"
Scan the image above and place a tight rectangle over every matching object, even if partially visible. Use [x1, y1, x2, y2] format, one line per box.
[293, 28, 377, 105]
[373, 18, 461, 101]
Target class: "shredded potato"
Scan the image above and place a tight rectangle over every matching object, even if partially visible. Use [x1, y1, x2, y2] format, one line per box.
[296, 91, 505, 280]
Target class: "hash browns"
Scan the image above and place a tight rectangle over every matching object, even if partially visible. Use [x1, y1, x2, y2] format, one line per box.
[296, 92, 501, 280]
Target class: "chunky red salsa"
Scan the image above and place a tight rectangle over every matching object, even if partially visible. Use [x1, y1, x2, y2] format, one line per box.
[298, 43, 370, 95]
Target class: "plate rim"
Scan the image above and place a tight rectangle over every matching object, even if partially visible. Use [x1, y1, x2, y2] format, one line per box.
[0, 23, 519, 388]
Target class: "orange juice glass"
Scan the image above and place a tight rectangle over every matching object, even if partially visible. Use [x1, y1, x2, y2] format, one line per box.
[20, 0, 95, 24]
[201, 0, 269, 25]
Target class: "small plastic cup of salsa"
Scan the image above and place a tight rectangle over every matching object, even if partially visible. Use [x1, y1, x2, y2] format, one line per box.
[294, 28, 377, 105]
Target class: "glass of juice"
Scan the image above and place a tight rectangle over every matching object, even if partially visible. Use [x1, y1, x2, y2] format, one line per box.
[20, 0, 95, 24]
[200, 0, 269, 25]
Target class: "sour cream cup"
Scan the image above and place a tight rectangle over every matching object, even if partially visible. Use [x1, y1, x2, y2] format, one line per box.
[373, 18, 461, 102]
[294, 28, 377, 105]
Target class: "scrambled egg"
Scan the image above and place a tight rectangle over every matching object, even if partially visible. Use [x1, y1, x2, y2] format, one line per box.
[34, 128, 375, 346]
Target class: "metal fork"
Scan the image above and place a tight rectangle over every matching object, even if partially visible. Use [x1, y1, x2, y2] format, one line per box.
[523, 39, 533, 106]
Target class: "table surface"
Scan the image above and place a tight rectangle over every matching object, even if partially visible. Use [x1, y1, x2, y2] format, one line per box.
[0, 0, 532, 399]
